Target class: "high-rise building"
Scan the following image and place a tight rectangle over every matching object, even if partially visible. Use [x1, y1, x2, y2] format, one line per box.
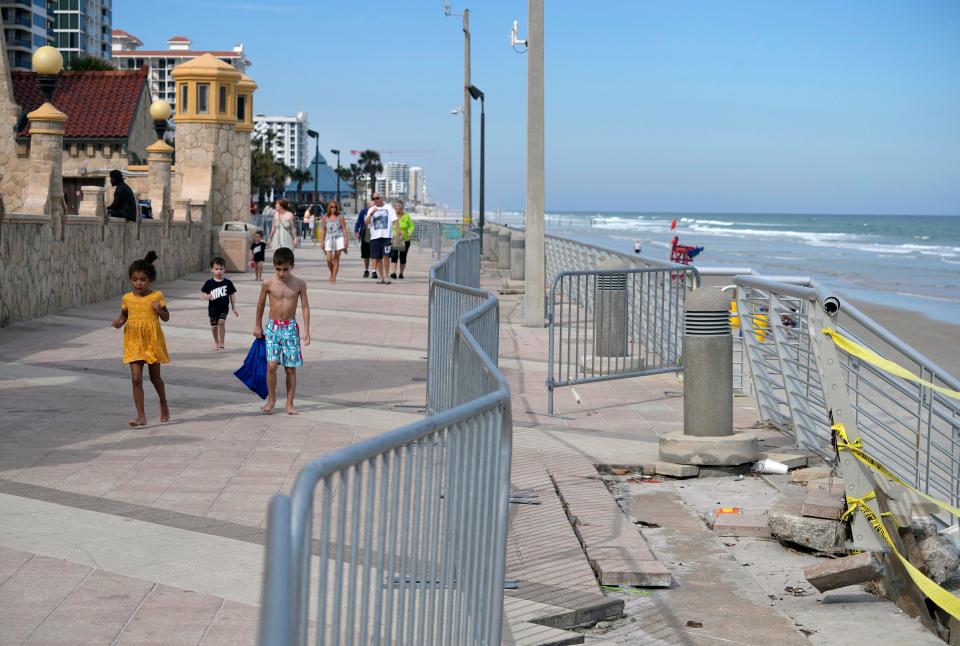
[384, 161, 408, 200]
[408, 166, 424, 203]
[1, 1, 55, 71]
[53, 0, 112, 65]
[253, 113, 308, 170]
[111, 31, 250, 110]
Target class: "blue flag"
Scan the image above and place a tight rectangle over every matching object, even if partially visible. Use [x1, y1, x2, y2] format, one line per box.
[234, 337, 268, 399]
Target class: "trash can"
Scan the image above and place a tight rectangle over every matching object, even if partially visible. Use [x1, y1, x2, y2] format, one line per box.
[219, 221, 253, 272]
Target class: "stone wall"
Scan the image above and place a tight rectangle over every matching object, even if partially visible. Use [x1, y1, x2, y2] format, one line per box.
[0, 26, 24, 213]
[175, 122, 237, 227]
[0, 213, 209, 327]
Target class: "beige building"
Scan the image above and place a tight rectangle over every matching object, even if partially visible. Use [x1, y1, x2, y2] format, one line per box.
[111, 30, 250, 112]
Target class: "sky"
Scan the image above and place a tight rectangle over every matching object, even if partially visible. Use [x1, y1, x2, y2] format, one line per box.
[115, 1, 960, 215]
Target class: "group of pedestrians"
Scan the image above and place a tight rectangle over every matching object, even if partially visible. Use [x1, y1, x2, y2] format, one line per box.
[353, 194, 415, 284]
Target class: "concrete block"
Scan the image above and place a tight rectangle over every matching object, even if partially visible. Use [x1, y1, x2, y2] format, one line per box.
[804, 552, 884, 592]
[801, 491, 843, 520]
[713, 513, 771, 538]
[658, 431, 758, 466]
[919, 533, 960, 585]
[768, 492, 846, 554]
[758, 452, 808, 469]
[789, 466, 833, 483]
[652, 461, 699, 478]
[807, 478, 846, 495]
[591, 552, 671, 587]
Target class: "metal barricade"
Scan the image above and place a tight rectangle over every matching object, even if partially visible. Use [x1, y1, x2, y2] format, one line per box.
[547, 266, 699, 415]
[258, 232, 512, 645]
[734, 275, 960, 522]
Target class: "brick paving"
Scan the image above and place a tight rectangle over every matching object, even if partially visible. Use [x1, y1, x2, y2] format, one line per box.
[0, 239, 806, 645]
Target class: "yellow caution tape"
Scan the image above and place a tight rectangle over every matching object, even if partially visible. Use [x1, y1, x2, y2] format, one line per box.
[832, 423, 960, 619]
[844, 490, 960, 620]
[822, 328, 960, 400]
[833, 424, 960, 519]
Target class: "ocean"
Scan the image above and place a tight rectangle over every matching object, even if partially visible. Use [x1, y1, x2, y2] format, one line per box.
[491, 211, 960, 324]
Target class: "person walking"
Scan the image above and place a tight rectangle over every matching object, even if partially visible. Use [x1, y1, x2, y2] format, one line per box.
[106, 169, 137, 221]
[267, 199, 298, 250]
[364, 194, 397, 285]
[321, 200, 348, 283]
[354, 200, 374, 278]
[389, 200, 415, 279]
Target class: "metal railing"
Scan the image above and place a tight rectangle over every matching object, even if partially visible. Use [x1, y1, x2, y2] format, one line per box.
[259, 232, 512, 645]
[734, 275, 960, 522]
[547, 265, 699, 415]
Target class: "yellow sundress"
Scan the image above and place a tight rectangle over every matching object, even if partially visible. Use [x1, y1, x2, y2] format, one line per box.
[121, 290, 170, 364]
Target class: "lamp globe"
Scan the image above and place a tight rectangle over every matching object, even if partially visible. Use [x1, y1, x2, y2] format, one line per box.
[32, 46, 64, 75]
[149, 99, 172, 121]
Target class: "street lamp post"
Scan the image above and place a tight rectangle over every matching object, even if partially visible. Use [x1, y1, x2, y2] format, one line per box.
[468, 85, 485, 247]
[330, 149, 341, 210]
[307, 129, 319, 206]
[444, 2, 472, 229]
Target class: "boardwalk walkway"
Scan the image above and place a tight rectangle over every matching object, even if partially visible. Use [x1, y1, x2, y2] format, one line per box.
[0, 241, 939, 645]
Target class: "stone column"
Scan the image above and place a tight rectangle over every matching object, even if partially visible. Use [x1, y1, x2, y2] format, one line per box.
[78, 186, 106, 220]
[21, 103, 67, 236]
[146, 140, 174, 223]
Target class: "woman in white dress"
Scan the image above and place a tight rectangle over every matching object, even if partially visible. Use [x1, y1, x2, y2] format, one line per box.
[267, 199, 298, 250]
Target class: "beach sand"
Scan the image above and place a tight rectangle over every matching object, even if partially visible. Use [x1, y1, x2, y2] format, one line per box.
[846, 298, 960, 379]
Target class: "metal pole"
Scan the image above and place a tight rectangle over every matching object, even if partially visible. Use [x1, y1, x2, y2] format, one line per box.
[335, 150, 341, 209]
[479, 97, 485, 248]
[523, 0, 545, 327]
[462, 8, 472, 229]
[313, 138, 319, 205]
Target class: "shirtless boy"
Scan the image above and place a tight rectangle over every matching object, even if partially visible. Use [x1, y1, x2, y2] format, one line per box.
[253, 247, 311, 414]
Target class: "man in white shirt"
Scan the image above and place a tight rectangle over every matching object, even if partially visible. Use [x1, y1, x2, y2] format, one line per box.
[364, 193, 398, 284]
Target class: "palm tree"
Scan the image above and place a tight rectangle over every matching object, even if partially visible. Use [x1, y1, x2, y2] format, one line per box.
[67, 55, 116, 71]
[337, 163, 364, 203]
[289, 168, 313, 204]
[357, 150, 382, 201]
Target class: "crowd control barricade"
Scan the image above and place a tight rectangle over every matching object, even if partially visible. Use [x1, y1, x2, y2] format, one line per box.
[547, 265, 699, 415]
[734, 275, 960, 528]
[258, 232, 511, 645]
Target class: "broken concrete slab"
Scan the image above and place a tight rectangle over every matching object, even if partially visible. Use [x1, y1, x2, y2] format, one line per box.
[804, 552, 884, 592]
[789, 466, 833, 483]
[807, 478, 847, 495]
[714, 513, 771, 538]
[802, 491, 844, 520]
[759, 452, 809, 469]
[590, 552, 672, 587]
[651, 461, 699, 478]
[919, 532, 960, 586]
[768, 492, 847, 554]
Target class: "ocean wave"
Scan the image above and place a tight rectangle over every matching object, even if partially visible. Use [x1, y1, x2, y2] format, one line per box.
[681, 217, 735, 226]
[686, 224, 862, 243]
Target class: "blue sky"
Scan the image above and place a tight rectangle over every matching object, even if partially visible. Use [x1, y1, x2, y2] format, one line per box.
[116, 1, 960, 215]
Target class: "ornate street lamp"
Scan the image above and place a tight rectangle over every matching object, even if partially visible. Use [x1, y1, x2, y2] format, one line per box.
[32, 46, 64, 103]
[149, 99, 172, 140]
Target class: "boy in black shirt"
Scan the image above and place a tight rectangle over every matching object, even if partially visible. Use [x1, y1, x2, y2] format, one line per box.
[200, 256, 238, 351]
[250, 231, 267, 281]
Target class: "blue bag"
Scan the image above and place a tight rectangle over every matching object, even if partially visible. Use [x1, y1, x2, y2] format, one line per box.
[234, 337, 268, 399]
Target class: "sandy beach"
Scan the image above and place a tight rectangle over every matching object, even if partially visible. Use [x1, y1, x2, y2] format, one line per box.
[846, 298, 960, 381]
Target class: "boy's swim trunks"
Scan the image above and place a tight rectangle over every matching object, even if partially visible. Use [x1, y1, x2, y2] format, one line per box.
[264, 319, 303, 368]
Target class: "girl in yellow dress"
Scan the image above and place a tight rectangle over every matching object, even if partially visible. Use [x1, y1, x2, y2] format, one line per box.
[112, 251, 171, 426]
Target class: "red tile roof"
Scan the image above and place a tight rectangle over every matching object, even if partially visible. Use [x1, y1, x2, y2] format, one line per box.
[11, 68, 149, 140]
[168, 36, 191, 42]
[111, 29, 142, 43]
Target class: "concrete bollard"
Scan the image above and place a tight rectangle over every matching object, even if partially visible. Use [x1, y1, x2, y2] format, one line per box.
[659, 287, 758, 466]
[497, 229, 511, 270]
[593, 257, 628, 358]
[510, 231, 526, 281]
[483, 224, 497, 260]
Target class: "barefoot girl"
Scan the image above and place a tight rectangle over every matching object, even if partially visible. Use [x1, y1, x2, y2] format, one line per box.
[112, 251, 171, 426]
[321, 200, 348, 283]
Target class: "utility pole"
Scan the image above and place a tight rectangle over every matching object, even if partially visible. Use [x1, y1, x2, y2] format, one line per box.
[523, 0, 545, 327]
[462, 9, 472, 229]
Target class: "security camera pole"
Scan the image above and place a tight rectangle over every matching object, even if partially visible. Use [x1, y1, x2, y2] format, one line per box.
[524, 0, 545, 327]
